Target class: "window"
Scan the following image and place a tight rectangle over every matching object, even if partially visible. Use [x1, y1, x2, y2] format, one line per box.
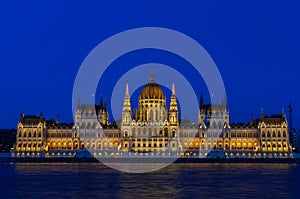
[283, 131, 286, 137]
[172, 131, 176, 137]
[164, 128, 168, 136]
[278, 132, 281, 137]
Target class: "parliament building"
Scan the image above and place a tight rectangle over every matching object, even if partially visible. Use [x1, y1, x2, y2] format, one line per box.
[12, 72, 293, 159]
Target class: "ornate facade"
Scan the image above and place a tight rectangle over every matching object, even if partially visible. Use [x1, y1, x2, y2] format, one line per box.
[120, 72, 179, 153]
[12, 72, 293, 158]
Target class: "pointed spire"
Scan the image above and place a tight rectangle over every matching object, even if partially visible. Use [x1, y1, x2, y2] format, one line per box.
[222, 95, 227, 106]
[40, 110, 43, 121]
[200, 93, 204, 109]
[125, 82, 130, 97]
[100, 97, 103, 109]
[172, 81, 176, 96]
[289, 102, 293, 113]
[261, 107, 264, 119]
[104, 98, 107, 111]
[20, 111, 24, 123]
[77, 98, 81, 109]
[56, 114, 59, 124]
[150, 68, 155, 83]
[282, 107, 285, 118]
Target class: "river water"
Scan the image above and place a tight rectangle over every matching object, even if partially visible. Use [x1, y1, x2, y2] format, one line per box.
[1, 163, 299, 198]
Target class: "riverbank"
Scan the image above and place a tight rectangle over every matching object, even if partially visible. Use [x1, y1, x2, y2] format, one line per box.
[0, 153, 298, 164]
[0, 157, 298, 164]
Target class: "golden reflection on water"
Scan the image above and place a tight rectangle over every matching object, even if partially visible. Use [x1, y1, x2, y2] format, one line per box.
[2, 163, 299, 198]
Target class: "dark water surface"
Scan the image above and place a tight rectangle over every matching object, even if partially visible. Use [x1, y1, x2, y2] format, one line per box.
[1, 163, 299, 198]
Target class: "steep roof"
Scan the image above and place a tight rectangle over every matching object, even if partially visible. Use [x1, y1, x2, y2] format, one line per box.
[20, 115, 44, 125]
[261, 114, 286, 125]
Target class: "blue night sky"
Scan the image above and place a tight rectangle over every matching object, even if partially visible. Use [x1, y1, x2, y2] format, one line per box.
[0, 1, 300, 128]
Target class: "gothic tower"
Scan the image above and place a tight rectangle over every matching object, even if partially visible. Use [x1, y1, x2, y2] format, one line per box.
[169, 82, 178, 126]
[198, 94, 205, 126]
[121, 82, 132, 128]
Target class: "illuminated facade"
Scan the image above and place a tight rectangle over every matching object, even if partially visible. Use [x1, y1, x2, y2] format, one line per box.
[120, 72, 179, 152]
[12, 72, 293, 158]
[14, 113, 46, 156]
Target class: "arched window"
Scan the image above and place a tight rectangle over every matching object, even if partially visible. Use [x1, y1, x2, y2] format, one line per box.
[172, 131, 176, 138]
[159, 129, 163, 136]
[148, 128, 152, 137]
[278, 131, 281, 137]
[137, 128, 141, 137]
[124, 131, 128, 138]
[164, 128, 168, 137]
[150, 110, 153, 121]
[283, 131, 287, 137]
[132, 128, 136, 137]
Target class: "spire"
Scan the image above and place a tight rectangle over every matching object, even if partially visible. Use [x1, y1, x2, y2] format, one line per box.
[104, 98, 107, 111]
[169, 81, 178, 125]
[289, 102, 293, 113]
[77, 98, 81, 109]
[289, 102, 293, 134]
[122, 82, 132, 125]
[261, 107, 264, 119]
[150, 68, 155, 83]
[20, 112, 24, 123]
[56, 114, 59, 124]
[222, 95, 227, 107]
[100, 97, 103, 109]
[125, 82, 130, 97]
[200, 93, 204, 109]
[172, 81, 176, 96]
[282, 107, 285, 118]
[40, 110, 43, 121]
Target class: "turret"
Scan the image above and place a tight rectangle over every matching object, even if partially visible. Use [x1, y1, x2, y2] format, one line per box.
[121, 82, 132, 126]
[198, 94, 205, 125]
[39, 111, 43, 122]
[56, 115, 59, 124]
[169, 82, 178, 126]
[77, 98, 81, 109]
[261, 107, 264, 119]
[282, 107, 285, 119]
[20, 112, 24, 123]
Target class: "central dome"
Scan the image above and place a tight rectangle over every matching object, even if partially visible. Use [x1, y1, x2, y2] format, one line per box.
[140, 71, 165, 100]
[140, 82, 165, 99]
